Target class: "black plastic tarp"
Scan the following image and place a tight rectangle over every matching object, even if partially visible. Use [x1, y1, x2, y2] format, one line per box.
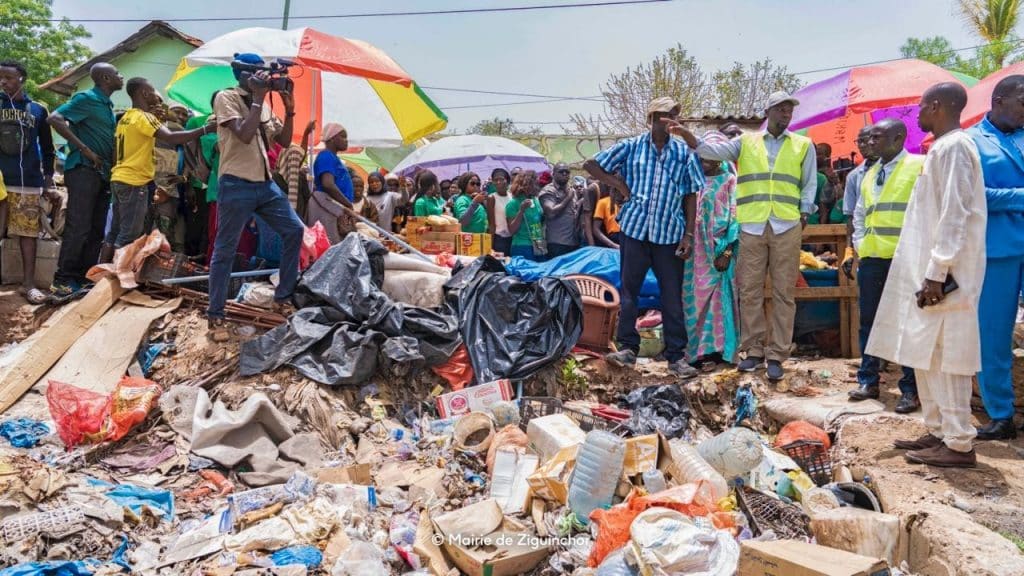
[445, 256, 583, 383]
[241, 236, 461, 385]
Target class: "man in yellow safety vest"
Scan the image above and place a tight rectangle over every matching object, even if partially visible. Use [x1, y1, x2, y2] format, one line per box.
[670, 91, 817, 382]
[847, 119, 922, 413]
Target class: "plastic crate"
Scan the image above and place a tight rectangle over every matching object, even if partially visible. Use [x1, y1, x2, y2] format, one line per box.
[781, 439, 833, 487]
[140, 252, 193, 285]
[518, 396, 620, 434]
[565, 274, 619, 351]
[736, 486, 811, 540]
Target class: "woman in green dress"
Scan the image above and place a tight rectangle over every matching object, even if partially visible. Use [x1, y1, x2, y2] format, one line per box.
[505, 170, 545, 260]
[452, 171, 490, 233]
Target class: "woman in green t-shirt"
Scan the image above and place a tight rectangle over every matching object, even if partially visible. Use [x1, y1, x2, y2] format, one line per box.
[505, 170, 546, 260]
[452, 171, 490, 233]
[412, 170, 445, 216]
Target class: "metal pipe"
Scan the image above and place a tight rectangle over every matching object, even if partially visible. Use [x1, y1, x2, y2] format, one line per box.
[161, 268, 278, 285]
[341, 206, 434, 263]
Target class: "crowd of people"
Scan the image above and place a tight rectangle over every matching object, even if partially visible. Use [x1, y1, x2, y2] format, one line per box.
[2, 51, 1023, 469]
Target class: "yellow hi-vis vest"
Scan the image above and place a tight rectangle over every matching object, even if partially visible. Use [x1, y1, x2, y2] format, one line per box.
[735, 132, 811, 223]
[858, 153, 924, 259]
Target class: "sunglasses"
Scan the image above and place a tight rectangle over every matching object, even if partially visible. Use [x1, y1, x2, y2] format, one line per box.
[469, 180, 481, 186]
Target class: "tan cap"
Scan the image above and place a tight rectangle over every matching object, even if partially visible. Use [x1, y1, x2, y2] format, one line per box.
[647, 96, 680, 118]
[766, 90, 800, 110]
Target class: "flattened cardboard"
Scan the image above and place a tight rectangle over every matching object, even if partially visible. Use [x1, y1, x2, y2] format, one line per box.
[623, 434, 659, 477]
[432, 499, 549, 576]
[414, 511, 453, 576]
[317, 464, 372, 485]
[739, 539, 890, 576]
[527, 445, 577, 504]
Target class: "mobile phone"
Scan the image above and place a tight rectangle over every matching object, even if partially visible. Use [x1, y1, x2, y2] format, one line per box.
[915, 274, 958, 307]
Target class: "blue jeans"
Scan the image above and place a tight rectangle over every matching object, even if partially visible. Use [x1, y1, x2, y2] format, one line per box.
[858, 257, 917, 395]
[977, 256, 1024, 420]
[509, 243, 536, 260]
[207, 175, 304, 319]
[618, 234, 687, 363]
[106, 181, 151, 248]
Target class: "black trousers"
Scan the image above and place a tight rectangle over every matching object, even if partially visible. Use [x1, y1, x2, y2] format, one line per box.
[184, 186, 210, 258]
[617, 234, 687, 362]
[55, 166, 110, 285]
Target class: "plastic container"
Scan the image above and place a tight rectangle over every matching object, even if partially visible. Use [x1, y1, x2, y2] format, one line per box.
[697, 427, 764, 479]
[568, 430, 626, 524]
[642, 469, 667, 494]
[668, 439, 729, 501]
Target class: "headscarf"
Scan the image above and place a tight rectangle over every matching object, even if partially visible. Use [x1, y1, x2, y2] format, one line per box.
[322, 122, 346, 143]
[701, 131, 736, 176]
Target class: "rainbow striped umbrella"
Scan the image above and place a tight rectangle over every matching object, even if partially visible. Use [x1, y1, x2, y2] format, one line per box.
[166, 27, 447, 147]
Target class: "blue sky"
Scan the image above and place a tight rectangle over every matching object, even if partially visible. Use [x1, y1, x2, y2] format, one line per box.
[51, 0, 979, 132]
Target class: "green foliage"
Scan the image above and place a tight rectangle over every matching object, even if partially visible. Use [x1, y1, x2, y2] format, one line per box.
[0, 0, 92, 109]
[957, 0, 1023, 71]
[466, 117, 542, 137]
[559, 357, 588, 395]
[900, 36, 966, 69]
[570, 44, 802, 135]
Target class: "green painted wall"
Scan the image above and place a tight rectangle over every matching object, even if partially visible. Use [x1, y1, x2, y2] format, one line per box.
[71, 36, 194, 111]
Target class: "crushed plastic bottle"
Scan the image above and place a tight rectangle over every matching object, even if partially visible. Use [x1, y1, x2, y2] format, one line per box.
[668, 439, 729, 500]
[642, 469, 667, 494]
[331, 539, 388, 576]
[221, 471, 316, 532]
[567, 430, 625, 524]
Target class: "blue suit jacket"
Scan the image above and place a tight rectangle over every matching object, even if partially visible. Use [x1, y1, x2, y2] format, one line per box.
[967, 116, 1024, 259]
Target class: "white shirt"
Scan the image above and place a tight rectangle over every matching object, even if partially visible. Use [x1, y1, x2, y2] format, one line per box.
[852, 150, 907, 252]
[696, 130, 818, 236]
[865, 130, 987, 375]
[492, 193, 512, 237]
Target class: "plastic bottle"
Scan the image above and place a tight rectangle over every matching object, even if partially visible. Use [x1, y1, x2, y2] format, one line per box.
[568, 430, 626, 524]
[697, 427, 764, 479]
[668, 439, 729, 500]
[642, 469, 667, 494]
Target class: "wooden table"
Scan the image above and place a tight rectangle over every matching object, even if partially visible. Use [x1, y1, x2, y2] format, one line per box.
[764, 224, 860, 358]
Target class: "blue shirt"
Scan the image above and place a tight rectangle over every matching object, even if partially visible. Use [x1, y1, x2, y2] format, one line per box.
[54, 87, 116, 179]
[0, 92, 55, 188]
[593, 133, 703, 244]
[967, 115, 1024, 259]
[313, 150, 353, 203]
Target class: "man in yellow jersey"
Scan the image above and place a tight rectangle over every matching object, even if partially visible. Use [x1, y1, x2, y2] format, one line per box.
[847, 119, 922, 413]
[102, 77, 211, 259]
[670, 91, 817, 382]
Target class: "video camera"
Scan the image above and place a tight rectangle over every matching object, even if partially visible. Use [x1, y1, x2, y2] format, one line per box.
[231, 58, 296, 93]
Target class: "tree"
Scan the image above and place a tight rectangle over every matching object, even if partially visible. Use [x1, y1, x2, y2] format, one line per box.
[0, 0, 92, 109]
[958, 0, 1022, 70]
[568, 44, 801, 135]
[900, 36, 965, 69]
[466, 117, 542, 137]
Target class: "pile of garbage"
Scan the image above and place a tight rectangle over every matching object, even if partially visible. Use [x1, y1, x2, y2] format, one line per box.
[0, 233, 904, 576]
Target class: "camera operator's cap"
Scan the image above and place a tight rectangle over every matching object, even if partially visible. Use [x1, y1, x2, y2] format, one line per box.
[766, 90, 800, 110]
[322, 123, 346, 143]
[232, 52, 266, 80]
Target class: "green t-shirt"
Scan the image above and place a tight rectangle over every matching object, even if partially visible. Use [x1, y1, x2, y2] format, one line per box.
[808, 172, 847, 224]
[54, 87, 116, 179]
[187, 114, 220, 202]
[506, 196, 544, 247]
[413, 195, 445, 216]
[453, 194, 488, 233]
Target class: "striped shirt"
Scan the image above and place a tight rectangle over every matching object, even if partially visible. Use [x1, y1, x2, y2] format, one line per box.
[593, 133, 703, 244]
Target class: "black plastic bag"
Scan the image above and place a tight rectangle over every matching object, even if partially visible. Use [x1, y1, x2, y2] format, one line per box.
[619, 384, 692, 439]
[241, 235, 460, 385]
[446, 256, 583, 383]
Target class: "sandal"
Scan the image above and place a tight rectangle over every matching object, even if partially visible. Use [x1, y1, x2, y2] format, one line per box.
[25, 287, 48, 305]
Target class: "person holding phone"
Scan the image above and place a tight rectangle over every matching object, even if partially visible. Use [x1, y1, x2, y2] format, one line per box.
[866, 83, 987, 469]
[505, 169, 544, 260]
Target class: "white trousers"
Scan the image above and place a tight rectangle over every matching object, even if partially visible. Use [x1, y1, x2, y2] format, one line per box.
[915, 347, 976, 452]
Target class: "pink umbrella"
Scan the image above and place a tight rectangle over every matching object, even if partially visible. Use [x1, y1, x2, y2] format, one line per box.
[960, 62, 1024, 128]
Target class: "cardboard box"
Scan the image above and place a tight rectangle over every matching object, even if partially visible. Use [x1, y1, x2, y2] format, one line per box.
[527, 445, 577, 504]
[457, 233, 492, 257]
[435, 379, 514, 418]
[432, 499, 550, 576]
[526, 413, 586, 461]
[1, 238, 60, 286]
[623, 434, 659, 477]
[316, 463, 372, 485]
[739, 539, 890, 576]
[418, 231, 460, 255]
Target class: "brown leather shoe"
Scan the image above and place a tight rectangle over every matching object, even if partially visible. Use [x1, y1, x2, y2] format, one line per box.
[905, 444, 977, 468]
[893, 434, 942, 450]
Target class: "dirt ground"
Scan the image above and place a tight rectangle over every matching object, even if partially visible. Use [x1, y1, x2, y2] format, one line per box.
[0, 286, 57, 348]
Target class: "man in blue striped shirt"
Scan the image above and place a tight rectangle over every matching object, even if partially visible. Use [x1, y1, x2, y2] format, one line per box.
[584, 97, 703, 379]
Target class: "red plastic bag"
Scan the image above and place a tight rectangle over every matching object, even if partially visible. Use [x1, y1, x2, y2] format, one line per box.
[108, 377, 162, 442]
[47, 380, 112, 448]
[430, 344, 473, 391]
[46, 377, 162, 448]
[587, 504, 643, 567]
[775, 420, 831, 449]
[299, 222, 332, 270]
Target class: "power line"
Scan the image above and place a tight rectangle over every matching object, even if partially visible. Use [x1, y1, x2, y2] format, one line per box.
[421, 86, 604, 102]
[445, 97, 606, 110]
[3, 0, 672, 24]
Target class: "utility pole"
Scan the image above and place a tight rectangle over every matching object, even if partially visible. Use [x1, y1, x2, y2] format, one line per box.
[282, 0, 291, 30]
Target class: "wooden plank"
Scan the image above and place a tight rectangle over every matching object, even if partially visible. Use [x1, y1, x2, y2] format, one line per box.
[793, 286, 858, 300]
[801, 224, 849, 240]
[839, 288, 851, 357]
[0, 277, 124, 413]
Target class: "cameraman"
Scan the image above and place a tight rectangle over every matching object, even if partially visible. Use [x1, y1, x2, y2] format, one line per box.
[207, 53, 304, 339]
